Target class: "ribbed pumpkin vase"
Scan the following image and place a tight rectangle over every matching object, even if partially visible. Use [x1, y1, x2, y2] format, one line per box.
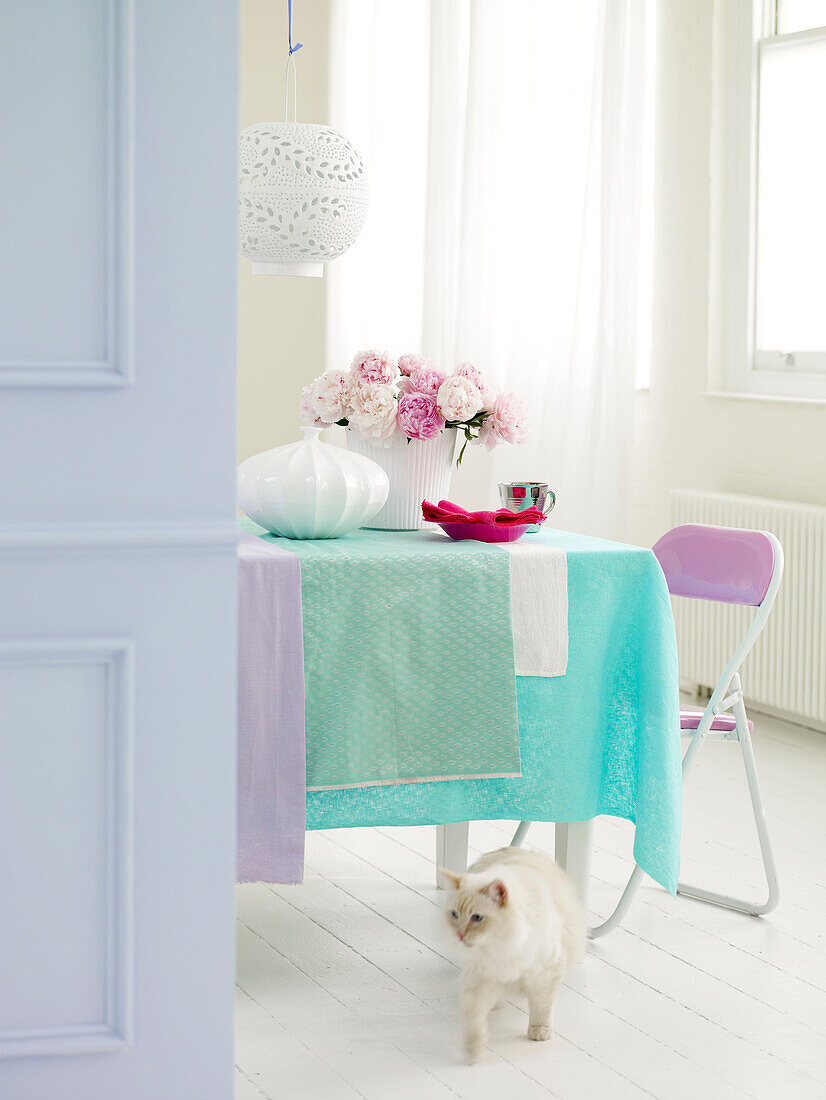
[238, 426, 389, 539]
[346, 428, 457, 530]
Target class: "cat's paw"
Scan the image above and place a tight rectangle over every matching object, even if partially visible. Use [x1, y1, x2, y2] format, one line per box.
[527, 1024, 552, 1042]
[464, 1034, 484, 1063]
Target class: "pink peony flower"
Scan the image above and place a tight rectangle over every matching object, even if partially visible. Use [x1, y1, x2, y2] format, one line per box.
[299, 383, 318, 424]
[351, 349, 397, 387]
[436, 375, 483, 423]
[308, 369, 353, 424]
[453, 362, 500, 410]
[479, 385, 499, 411]
[396, 392, 445, 440]
[348, 382, 398, 447]
[398, 364, 446, 397]
[477, 392, 529, 450]
[398, 353, 432, 377]
[454, 361, 485, 391]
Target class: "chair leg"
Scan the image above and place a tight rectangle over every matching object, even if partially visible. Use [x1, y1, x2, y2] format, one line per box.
[740, 725, 780, 914]
[588, 724, 709, 938]
[510, 820, 531, 847]
[589, 864, 646, 939]
[677, 725, 779, 916]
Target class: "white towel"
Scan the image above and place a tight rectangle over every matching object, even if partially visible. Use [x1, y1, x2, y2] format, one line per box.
[503, 540, 568, 677]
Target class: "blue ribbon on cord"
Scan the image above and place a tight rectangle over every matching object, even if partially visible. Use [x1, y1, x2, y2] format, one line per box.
[288, 0, 303, 56]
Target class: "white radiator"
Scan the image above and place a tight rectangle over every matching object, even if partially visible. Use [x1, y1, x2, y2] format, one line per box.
[670, 491, 826, 730]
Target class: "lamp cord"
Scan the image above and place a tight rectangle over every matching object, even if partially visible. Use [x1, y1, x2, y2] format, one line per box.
[284, 0, 302, 123]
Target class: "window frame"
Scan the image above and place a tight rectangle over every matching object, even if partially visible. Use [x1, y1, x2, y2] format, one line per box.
[709, 0, 826, 402]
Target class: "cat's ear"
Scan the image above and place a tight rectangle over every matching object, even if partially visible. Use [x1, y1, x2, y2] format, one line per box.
[439, 867, 462, 889]
[483, 879, 508, 907]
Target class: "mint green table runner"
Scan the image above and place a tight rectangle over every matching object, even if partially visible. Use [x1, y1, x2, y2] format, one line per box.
[241, 520, 521, 789]
[303, 529, 683, 896]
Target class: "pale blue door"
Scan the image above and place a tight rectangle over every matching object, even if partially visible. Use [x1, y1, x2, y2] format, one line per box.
[0, 1, 238, 1097]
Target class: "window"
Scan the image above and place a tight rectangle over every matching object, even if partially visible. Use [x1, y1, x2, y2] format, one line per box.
[713, 1, 826, 400]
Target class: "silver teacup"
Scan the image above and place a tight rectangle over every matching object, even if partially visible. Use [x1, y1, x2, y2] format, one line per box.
[498, 482, 556, 533]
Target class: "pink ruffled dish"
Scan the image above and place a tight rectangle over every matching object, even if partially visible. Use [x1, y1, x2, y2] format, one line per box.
[436, 521, 532, 543]
[421, 499, 546, 542]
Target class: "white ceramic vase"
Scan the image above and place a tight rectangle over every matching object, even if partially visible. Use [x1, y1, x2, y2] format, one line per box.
[238, 426, 389, 539]
[346, 428, 457, 530]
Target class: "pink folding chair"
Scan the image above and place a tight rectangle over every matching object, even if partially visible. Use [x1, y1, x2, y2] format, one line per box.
[512, 523, 784, 938]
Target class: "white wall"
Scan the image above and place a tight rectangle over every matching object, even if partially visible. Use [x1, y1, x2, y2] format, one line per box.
[238, 0, 826, 537]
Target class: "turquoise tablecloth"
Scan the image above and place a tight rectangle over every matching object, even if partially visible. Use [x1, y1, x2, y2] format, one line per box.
[304, 529, 682, 895]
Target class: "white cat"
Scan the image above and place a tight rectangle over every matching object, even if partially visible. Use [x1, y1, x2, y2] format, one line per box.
[442, 846, 585, 1062]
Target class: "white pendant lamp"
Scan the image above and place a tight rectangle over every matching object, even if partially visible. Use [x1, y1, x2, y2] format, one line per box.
[239, 1, 369, 278]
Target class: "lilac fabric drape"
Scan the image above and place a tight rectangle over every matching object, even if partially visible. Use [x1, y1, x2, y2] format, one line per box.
[237, 533, 306, 884]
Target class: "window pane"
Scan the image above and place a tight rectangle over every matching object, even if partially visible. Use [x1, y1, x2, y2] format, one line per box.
[755, 36, 826, 355]
[776, 0, 826, 34]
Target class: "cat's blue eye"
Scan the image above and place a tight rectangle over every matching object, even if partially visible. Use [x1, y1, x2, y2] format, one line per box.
[471, 914, 484, 922]
[450, 910, 458, 919]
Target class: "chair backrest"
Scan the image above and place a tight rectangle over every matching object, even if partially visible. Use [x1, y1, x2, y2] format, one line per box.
[653, 524, 778, 607]
[654, 524, 784, 736]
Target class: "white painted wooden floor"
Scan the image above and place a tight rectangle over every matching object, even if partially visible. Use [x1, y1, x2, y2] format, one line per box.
[235, 709, 826, 1099]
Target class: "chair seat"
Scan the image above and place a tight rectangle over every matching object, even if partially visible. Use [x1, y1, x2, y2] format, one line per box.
[680, 706, 753, 733]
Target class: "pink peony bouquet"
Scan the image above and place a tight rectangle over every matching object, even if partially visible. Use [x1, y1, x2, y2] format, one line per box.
[300, 350, 528, 464]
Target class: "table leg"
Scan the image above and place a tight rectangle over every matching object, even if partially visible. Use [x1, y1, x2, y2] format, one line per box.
[436, 822, 469, 889]
[555, 821, 593, 910]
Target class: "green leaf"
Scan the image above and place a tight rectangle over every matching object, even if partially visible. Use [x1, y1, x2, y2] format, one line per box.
[456, 426, 474, 467]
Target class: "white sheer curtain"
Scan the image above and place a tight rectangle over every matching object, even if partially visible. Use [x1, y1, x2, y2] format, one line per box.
[327, 0, 654, 539]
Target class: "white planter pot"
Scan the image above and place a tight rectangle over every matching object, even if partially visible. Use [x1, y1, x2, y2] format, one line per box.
[238, 426, 389, 539]
[346, 428, 457, 530]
